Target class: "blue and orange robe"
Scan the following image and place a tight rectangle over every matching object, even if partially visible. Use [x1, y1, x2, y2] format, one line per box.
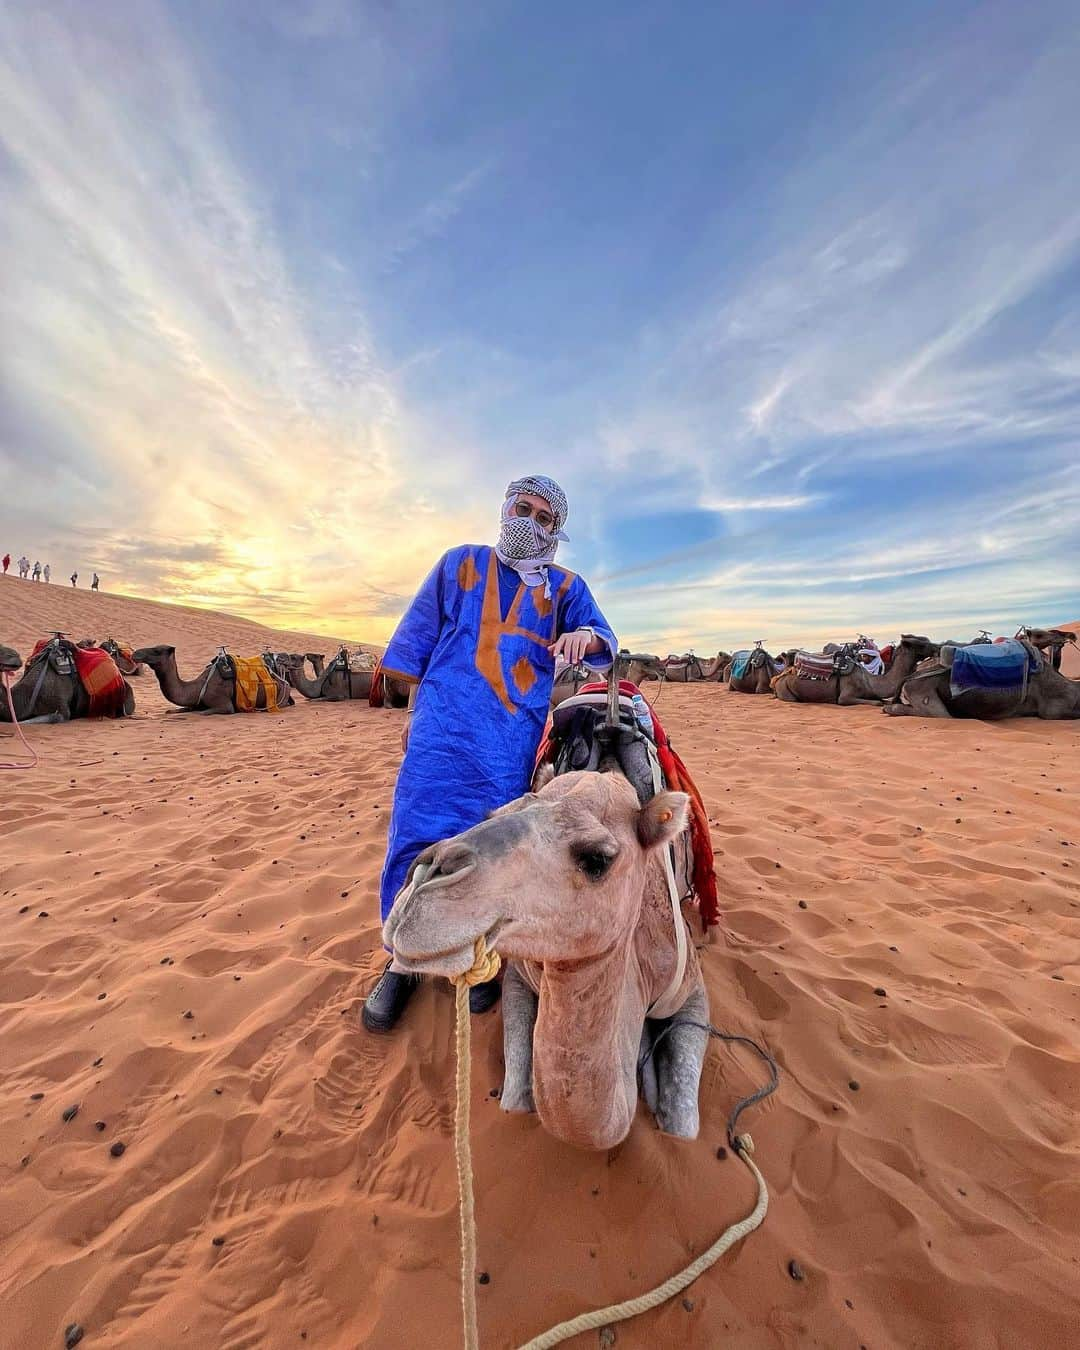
[378, 544, 617, 921]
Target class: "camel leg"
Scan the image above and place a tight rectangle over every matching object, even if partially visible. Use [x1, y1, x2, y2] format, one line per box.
[500, 965, 538, 1114]
[650, 985, 709, 1139]
[882, 677, 951, 718]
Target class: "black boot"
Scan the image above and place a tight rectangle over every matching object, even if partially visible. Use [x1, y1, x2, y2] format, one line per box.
[468, 978, 501, 1015]
[361, 960, 420, 1033]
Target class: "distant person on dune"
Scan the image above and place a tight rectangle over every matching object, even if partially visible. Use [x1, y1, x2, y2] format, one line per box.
[2, 553, 10, 574]
[43, 564, 50, 583]
[18, 555, 29, 578]
[32, 561, 41, 582]
[92, 572, 100, 591]
[362, 474, 617, 1034]
[70, 571, 78, 588]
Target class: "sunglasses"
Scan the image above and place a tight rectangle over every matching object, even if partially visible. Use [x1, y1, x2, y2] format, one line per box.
[512, 499, 556, 530]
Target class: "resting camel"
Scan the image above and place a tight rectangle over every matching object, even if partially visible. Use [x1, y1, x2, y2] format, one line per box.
[282, 651, 372, 701]
[773, 635, 938, 705]
[0, 639, 135, 723]
[133, 646, 292, 713]
[385, 766, 708, 1150]
[662, 652, 706, 682]
[884, 642, 1080, 720]
[728, 643, 783, 694]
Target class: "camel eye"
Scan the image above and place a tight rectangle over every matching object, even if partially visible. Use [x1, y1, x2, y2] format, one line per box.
[574, 846, 615, 880]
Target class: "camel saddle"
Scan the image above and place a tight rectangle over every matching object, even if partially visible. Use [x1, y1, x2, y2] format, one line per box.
[941, 638, 1040, 697]
[536, 681, 719, 931]
[794, 645, 859, 680]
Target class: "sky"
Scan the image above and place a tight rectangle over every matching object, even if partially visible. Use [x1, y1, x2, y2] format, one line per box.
[2, 0, 1078, 651]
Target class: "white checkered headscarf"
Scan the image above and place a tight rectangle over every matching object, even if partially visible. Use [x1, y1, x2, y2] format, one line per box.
[495, 475, 569, 597]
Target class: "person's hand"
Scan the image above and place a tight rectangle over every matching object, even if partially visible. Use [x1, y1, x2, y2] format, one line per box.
[400, 718, 410, 753]
[548, 629, 593, 666]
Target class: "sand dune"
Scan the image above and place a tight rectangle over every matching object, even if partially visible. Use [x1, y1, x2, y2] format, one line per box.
[1, 577, 1078, 1348]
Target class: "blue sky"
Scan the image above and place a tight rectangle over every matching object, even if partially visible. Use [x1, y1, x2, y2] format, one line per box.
[1, 0, 1078, 648]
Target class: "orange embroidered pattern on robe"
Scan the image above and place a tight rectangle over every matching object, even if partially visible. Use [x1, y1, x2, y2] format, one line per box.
[468, 550, 575, 713]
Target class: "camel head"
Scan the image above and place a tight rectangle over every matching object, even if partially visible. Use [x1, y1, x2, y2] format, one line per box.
[0, 645, 22, 672]
[897, 634, 939, 660]
[384, 770, 689, 978]
[131, 645, 176, 668]
[625, 652, 665, 683]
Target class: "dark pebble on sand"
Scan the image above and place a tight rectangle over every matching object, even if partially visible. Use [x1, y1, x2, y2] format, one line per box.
[21, 1155, 31, 1166]
[19, 905, 29, 914]
[212, 1236, 225, 1247]
[1052, 974, 1064, 980]
[93, 1057, 103, 1067]
[848, 1080, 860, 1092]
[94, 1121, 106, 1131]
[873, 987, 887, 997]
[682, 1297, 694, 1311]
[30, 1092, 44, 1101]
[477, 1272, 490, 1285]
[62, 1104, 79, 1122]
[788, 1260, 805, 1281]
[97, 992, 107, 1000]
[160, 957, 170, 965]
[716, 1146, 728, 1160]
[798, 900, 808, 909]
[109, 1142, 126, 1157]
[888, 945, 898, 952]
[64, 1325, 84, 1348]
[38, 911, 49, 918]
[183, 1010, 194, 1019]
[489, 1087, 500, 1098]
[214, 1088, 223, 1095]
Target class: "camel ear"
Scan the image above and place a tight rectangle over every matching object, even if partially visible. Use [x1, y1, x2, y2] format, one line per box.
[532, 761, 556, 792]
[637, 791, 689, 851]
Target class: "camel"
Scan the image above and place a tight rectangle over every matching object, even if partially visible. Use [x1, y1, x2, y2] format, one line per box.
[1015, 626, 1077, 672]
[77, 637, 145, 676]
[132, 646, 292, 713]
[282, 650, 373, 702]
[662, 652, 706, 682]
[384, 765, 707, 1150]
[0, 638, 135, 723]
[772, 635, 938, 705]
[699, 651, 733, 682]
[727, 642, 783, 694]
[884, 641, 1080, 720]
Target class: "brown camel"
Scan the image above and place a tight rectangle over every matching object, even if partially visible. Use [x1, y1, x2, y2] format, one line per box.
[0, 638, 135, 723]
[282, 650, 373, 702]
[621, 652, 666, 685]
[662, 651, 707, 682]
[97, 637, 144, 676]
[550, 662, 594, 708]
[728, 643, 783, 694]
[384, 766, 708, 1150]
[884, 641, 1080, 720]
[133, 646, 292, 713]
[772, 635, 938, 705]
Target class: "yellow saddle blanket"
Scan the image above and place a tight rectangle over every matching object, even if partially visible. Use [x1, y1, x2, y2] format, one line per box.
[231, 655, 281, 712]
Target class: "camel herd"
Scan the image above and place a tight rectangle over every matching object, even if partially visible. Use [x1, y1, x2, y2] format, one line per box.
[552, 628, 1080, 721]
[2, 627, 1078, 725]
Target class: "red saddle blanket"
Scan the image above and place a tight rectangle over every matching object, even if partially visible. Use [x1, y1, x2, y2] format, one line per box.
[795, 652, 835, 680]
[30, 640, 128, 717]
[535, 679, 720, 928]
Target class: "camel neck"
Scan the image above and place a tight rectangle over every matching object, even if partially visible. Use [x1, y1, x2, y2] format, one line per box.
[531, 934, 646, 1150]
[152, 657, 204, 707]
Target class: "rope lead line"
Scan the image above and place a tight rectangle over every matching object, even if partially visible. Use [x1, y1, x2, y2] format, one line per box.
[449, 937, 778, 1349]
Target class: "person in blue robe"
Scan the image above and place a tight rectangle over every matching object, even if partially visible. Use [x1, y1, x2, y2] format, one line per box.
[362, 475, 617, 1032]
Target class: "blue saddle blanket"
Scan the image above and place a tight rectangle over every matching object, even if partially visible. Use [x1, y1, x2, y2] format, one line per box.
[950, 639, 1039, 696]
[730, 650, 751, 680]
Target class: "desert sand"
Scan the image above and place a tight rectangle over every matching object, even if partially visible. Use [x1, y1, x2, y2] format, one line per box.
[1, 573, 1078, 1349]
